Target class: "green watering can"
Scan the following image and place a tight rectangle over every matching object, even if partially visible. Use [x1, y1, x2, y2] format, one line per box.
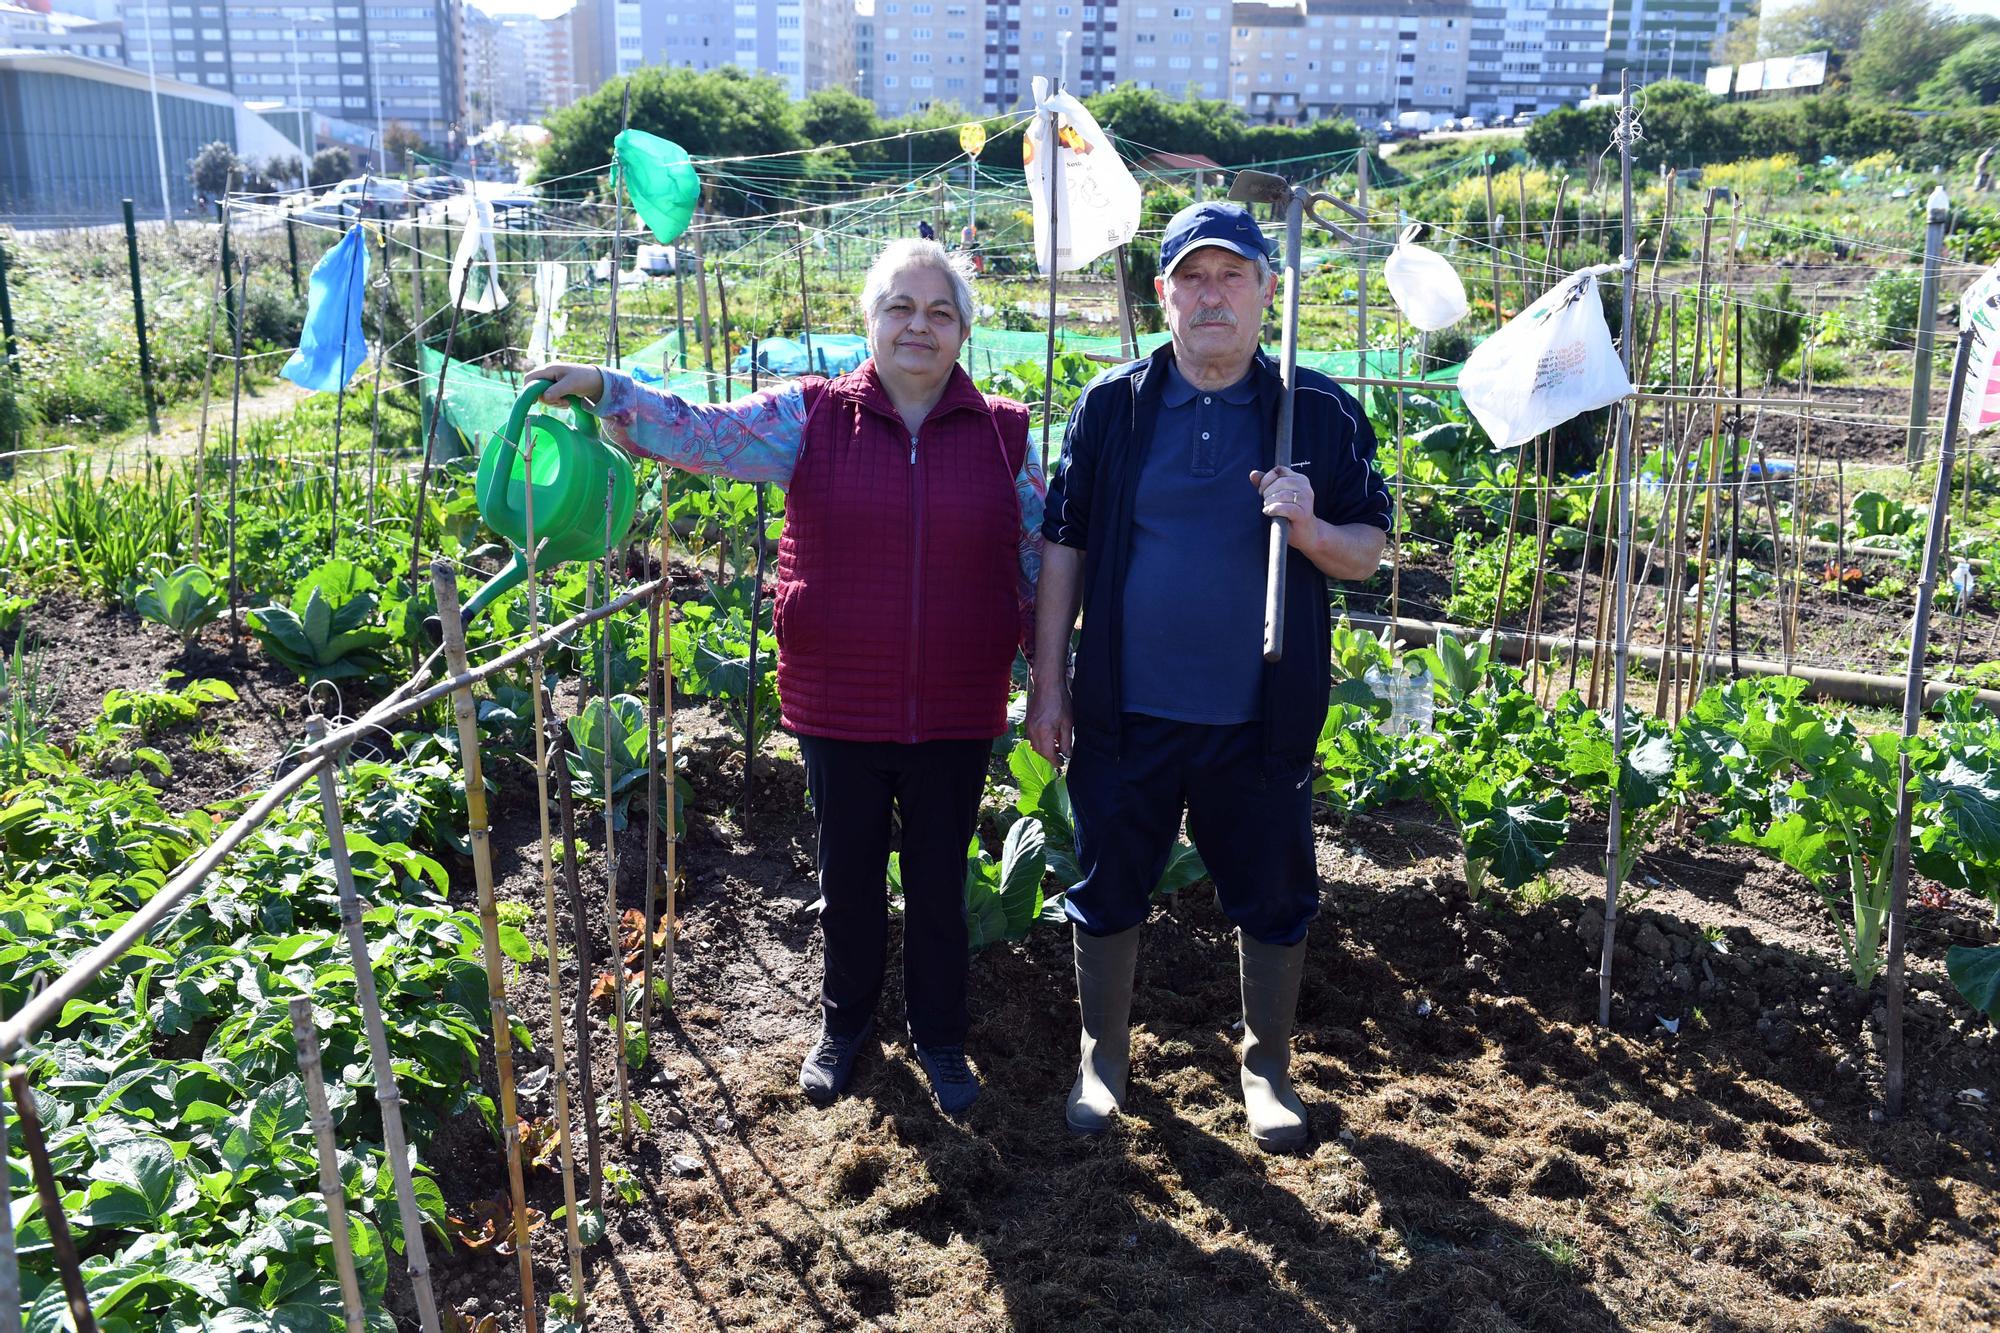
[450, 382, 638, 631]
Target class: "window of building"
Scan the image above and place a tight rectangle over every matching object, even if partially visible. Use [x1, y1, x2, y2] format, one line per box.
[883, 73, 898, 86]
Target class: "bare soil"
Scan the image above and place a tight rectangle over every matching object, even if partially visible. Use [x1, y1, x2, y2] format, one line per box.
[15, 592, 1999, 1333]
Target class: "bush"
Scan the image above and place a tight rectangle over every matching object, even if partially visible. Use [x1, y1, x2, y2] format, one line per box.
[1864, 270, 1924, 350]
[309, 146, 353, 187]
[31, 361, 136, 432]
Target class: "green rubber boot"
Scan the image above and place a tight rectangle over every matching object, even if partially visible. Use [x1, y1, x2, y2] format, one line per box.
[1065, 926, 1141, 1135]
[1238, 931, 1310, 1153]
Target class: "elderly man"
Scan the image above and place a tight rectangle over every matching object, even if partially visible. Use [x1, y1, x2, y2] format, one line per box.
[1027, 201, 1390, 1151]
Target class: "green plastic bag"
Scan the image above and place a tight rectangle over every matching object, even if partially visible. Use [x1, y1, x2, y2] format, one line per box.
[615, 129, 701, 245]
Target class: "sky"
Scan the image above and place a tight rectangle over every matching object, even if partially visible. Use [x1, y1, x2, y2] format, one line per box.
[466, 0, 576, 19]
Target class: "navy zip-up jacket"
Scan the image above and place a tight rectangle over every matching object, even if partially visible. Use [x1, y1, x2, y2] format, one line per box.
[1043, 341, 1391, 763]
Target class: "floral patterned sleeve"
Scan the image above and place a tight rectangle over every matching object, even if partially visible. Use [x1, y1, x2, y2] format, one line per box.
[1017, 452, 1047, 662]
[593, 368, 807, 485]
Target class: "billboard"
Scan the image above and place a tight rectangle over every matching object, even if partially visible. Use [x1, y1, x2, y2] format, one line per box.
[1704, 64, 1733, 95]
[1737, 60, 1766, 93]
[1787, 51, 1828, 89]
[1763, 55, 1796, 89]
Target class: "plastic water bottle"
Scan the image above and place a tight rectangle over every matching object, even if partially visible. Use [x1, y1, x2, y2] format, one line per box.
[1950, 559, 1975, 609]
[1366, 665, 1435, 737]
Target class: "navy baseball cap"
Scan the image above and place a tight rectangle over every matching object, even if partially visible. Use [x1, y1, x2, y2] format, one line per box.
[1159, 201, 1275, 276]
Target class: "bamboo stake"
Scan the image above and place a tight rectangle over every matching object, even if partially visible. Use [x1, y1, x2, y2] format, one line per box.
[1523, 429, 1556, 699]
[694, 223, 715, 404]
[556, 721, 606, 1210]
[1728, 305, 1744, 678]
[1597, 69, 1639, 1031]
[302, 717, 443, 1333]
[1886, 325, 1974, 1118]
[744, 341, 766, 816]
[288, 997, 366, 1333]
[1489, 433, 1534, 639]
[366, 227, 390, 533]
[641, 513, 670, 1032]
[7, 1069, 96, 1333]
[797, 221, 817, 371]
[600, 476, 635, 1147]
[226, 255, 250, 649]
[1566, 431, 1614, 696]
[518, 425, 589, 1300]
[1483, 156, 1505, 326]
[192, 222, 225, 561]
[431, 563, 539, 1333]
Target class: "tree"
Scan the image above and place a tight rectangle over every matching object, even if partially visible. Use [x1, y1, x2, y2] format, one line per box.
[798, 87, 879, 153]
[1725, 0, 1878, 59]
[534, 66, 806, 197]
[309, 146, 354, 187]
[1849, 1, 1976, 103]
[383, 121, 425, 173]
[1920, 34, 2000, 106]
[189, 141, 240, 197]
[1525, 105, 1614, 166]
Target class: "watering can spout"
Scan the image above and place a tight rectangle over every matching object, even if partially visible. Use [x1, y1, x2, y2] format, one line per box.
[424, 550, 532, 646]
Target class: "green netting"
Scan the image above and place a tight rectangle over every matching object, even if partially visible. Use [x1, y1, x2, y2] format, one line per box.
[419, 336, 717, 457]
[420, 323, 1466, 458]
[960, 326, 1463, 385]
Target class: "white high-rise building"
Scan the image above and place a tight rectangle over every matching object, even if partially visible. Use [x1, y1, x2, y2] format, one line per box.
[464, 6, 575, 124]
[1465, 0, 1611, 120]
[1231, 1, 1471, 127]
[118, 0, 465, 154]
[571, 0, 854, 101]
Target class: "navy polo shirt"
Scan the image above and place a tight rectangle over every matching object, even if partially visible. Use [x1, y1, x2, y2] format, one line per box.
[1119, 360, 1267, 725]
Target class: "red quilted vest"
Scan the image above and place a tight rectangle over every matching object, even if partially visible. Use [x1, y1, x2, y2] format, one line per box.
[774, 360, 1028, 743]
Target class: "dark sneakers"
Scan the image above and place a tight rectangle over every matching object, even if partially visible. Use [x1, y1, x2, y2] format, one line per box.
[799, 1019, 874, 1106]
[914, 1043, 981, 1116]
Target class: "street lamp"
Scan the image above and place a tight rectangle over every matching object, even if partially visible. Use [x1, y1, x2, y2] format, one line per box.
[289, 13, 328, 189]
[138, 2, 174, 226]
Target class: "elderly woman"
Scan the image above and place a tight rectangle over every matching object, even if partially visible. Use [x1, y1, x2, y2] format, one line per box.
[527, 239, 1041, 1117]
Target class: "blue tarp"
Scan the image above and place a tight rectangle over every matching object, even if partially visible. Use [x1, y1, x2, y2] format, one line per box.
[730, 334, 869, 378]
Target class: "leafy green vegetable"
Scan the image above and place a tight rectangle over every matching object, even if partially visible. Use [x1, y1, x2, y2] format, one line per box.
[247, 560, 395, 685]
[133, 564, 226, 644]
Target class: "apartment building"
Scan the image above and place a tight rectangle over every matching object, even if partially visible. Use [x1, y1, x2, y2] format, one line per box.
[1465, 0, 1611, 120]
[872, 0, 980, 113]
[570, 0, 854, 101]
[1231, 1, 1469, 127]
[464, 6, 576, 125]
[117, 0, 464, 150]
[1118, 0, 1232, 103]
[1599, 0, 1749, 91]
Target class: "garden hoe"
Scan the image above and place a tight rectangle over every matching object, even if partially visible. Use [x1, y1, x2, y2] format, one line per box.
[1226, 169, 1365, 661]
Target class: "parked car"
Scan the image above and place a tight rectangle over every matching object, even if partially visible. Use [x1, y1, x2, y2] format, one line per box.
[295, 177, 410, 225]
[409, 174, 466, 200]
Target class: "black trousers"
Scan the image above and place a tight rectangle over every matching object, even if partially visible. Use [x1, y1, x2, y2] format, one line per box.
[799, 734, 990, 1047]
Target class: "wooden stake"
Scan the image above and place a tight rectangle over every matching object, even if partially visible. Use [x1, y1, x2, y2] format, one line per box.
[1597, 69, 1639, 1031]
[7, 1069, 96, 1333]
[557, 724, 605, 1210]
[303, 716, 444, 1333]
[518, 428, 590, 1300]
[192, 223, 225, 561]
[226, 254, 250, 650]
[366, 227, 391, 533]
[288, 997, 367, 1333]
[0, 1072, 16, 1333]
[1885, 326, 1975, 1117]
[600, 477, 635, 1147]
[431, 562, 539, 1333]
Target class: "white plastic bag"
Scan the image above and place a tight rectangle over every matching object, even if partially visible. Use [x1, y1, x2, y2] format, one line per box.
[1382, 230, 1467, 331]
[1025, 75, 1141, 273]
[1456, 267, 1632, 449]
